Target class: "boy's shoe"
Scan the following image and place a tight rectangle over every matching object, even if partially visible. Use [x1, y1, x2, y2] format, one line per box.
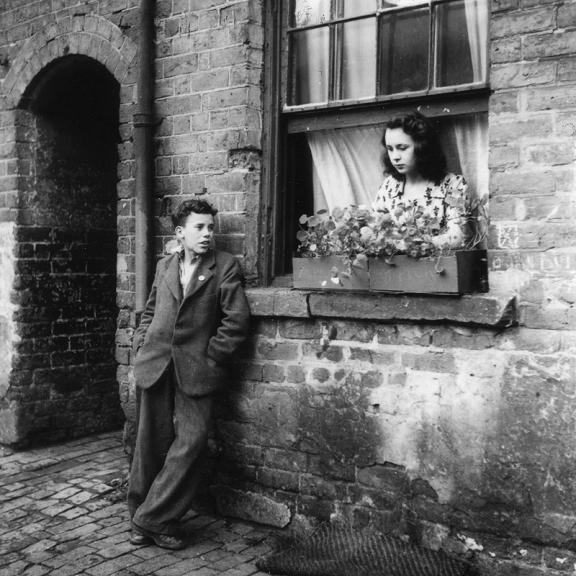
[132, 523, 186, 550]
[130, 527, 152, 546]
[148, 532, 186, 550]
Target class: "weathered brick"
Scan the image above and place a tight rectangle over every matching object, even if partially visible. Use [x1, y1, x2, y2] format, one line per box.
[162, 54, 198, 78]
[526, 141, 575, 166]
[490, 115, 553, 144]
[258, 468, 299, 492]
[286, 365, 306, 384]
[190, 69, 230, 93]
[492, 0, 518, 12]
[523, 30, 576, 59]
[402, 351, 456, 373]
[311, 367, 331, 382]
[525, 86, 576, 111]
[492, 7, 555, 38]
[557, 57, 576, 82]
[490, 169, 556, 196]
[203, 87, 250, 110]
[490, 143, 520, 170]
[278, 319, 321, 340]
[302, 342, 344, 362]
[558, 3, 576, 28]
[256, 340, 299, 361]
[490, 91, 520, 114]
[491, 37, 522, 63]
[263, 447, 307, 472]
[491, 61, 556, 89]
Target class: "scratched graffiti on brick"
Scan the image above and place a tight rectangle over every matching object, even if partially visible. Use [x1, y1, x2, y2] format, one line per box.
[490, 251, 576, 273]
[496, 224, 520, 250]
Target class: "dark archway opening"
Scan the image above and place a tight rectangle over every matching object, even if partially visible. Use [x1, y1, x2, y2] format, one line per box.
[14, 55, 122, 445]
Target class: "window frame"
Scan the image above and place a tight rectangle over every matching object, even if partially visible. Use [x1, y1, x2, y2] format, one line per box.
[284, 0, 490, 112]
[261, 0, 491, 285]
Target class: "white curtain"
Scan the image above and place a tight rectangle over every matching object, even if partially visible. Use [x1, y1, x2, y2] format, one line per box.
[452, 115, 488, 200]
[464, 0, 488, 83]
[307, 117, 487, 212]
[307, 125, 384, 212]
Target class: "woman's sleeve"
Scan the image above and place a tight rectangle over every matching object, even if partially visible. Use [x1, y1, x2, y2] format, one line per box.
[431, 174, 471, 250]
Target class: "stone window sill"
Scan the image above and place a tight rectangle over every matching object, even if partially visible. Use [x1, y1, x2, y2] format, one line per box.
[245, 288, 517, 328]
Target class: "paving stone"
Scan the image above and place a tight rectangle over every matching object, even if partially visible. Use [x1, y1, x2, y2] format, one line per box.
[221, 565, 261, 576]
[0, 432, 277, 576]
[60, 506, 90, 520]
[21, 565, 51, 576]
[89, 503, 127, 519]
[98, 540, 139, 559]
[42, 502, 74, 516]
[0, 552, 20, 568]
[83, 553, 146, 576]
[128, 554, 182, 575]
[185, 568, 218, 576]
[41, 544, 98, 568]
[211, 554, 247, 571]
[55, 521, 101, 542]
[50, 553, 106, 576]
[82, 499, 114, 512]
[2, 560, 34, 575]
[153, 559, 204, 576]
[132, 546, 172, 560]
[70, 490, 97, 504]
[52, 487, 81, 499]
[20, 538, 58, 554]
[45, 515, 94, 535]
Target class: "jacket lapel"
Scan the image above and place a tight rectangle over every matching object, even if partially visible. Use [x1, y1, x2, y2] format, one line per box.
[163, 254, 183, 302]
[183, 251, 215, 300]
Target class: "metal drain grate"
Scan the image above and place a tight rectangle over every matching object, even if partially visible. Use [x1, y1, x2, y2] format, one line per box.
[257, 525, 478, 576]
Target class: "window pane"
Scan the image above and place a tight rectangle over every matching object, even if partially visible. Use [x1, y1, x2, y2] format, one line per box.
[341, 19, 377, 100]
[379, 8, 429, 95]
[436, 0, 488, 87]
[343, 0, 377, 17]
[293, 0, 331, 27]
[382, 0, 427, 7]
[290, 28, 330, 105]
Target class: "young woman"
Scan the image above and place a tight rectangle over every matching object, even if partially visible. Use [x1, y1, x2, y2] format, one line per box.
[374, 112, 470, 251]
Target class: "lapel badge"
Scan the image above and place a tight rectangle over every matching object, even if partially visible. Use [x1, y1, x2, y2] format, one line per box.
[199, 275, 205, 282]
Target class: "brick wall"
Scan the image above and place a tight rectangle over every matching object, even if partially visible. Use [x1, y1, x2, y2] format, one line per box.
[152, 0, 263, 277]
[0, 1, 140, 445]
[0, 0, 575, 574]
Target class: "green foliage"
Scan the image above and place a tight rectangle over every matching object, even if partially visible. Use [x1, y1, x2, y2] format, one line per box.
[296, 197, 488, 265]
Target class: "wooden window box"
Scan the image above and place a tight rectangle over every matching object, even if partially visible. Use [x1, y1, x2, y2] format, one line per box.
[292, 250, 488, 295]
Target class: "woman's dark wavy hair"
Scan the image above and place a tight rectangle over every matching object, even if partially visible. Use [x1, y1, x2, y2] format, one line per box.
[382, 112, 447, 184]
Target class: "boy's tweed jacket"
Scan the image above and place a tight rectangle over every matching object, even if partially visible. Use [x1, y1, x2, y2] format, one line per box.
[132, 249, 250, 396]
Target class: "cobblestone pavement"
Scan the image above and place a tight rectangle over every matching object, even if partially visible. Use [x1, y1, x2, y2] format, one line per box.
[0, 431, 276, 576]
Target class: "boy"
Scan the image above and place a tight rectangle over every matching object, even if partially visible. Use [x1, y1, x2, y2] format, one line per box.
[127, 198, 250, 549]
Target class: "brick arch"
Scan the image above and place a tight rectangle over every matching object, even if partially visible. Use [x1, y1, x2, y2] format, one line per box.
[2, 14, 137, 108]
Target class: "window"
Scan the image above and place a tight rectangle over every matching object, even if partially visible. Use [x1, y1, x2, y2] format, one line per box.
[263, 0, 490, 280]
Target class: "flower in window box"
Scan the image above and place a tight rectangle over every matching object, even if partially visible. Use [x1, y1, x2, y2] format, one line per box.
[297, 197, 487, 265]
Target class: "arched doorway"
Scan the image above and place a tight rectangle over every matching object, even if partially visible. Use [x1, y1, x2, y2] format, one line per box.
[12, 55, 122, 445]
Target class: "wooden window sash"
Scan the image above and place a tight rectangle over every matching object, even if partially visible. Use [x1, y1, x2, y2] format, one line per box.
[286, 0, 489, 107]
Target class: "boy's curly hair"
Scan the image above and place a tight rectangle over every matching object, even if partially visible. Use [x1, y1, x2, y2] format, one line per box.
[171, 198, 218, 228]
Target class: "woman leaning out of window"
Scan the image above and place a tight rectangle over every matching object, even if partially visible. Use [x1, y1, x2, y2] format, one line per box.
[373, 112, 471, 253]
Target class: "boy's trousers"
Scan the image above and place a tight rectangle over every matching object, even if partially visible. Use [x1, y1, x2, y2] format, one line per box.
[127, 364, 213, 536]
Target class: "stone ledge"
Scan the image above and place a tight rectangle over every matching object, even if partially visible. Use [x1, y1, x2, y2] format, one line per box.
[246, 288, 517, 328]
